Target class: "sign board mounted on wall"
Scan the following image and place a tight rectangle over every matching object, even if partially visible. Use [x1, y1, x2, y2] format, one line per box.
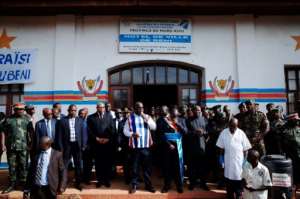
[119, 18, 192, 54]
[0, 49, 36, 84]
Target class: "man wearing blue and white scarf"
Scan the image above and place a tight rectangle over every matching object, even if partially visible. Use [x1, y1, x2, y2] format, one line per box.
[123, 102, 156, 194]
[156, 106, 187, 194]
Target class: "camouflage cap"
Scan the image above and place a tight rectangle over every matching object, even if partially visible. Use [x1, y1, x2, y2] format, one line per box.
[271, 107, 280, 113]
[13, 103, 25, 109]
[244, 99, 255, 105]
[212, 105, 222, 110]
[238, 102, 245, 108]
[25, 104, 35, 110]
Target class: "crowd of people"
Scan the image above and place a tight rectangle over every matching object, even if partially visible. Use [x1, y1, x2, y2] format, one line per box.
[0, 100, 299, 199]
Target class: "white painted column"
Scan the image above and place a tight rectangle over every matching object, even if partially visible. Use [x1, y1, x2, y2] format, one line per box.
[53, 15, 76, 91]
[234, 15, 258, 89]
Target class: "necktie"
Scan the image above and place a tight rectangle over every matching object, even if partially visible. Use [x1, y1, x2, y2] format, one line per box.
[35, 151, 45, 185]
[46, 120, 51, 138]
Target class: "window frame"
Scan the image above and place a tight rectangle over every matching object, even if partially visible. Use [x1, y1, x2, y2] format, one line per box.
[285, 65, 300, 114]
[0, 84, 24, 115]
[108, 63, 202, 109]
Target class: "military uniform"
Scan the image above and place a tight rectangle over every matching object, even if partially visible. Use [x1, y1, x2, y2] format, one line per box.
[3, 105, 32, 185]
[265, 118, 285, 154]
[281, 124, 300, 184]
[206, 110, 227, 182]
[241, 110, 269, 156]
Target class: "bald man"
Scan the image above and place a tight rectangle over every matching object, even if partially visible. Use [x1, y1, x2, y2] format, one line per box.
[25, 136, 67, 199]
[87, 102, 114, 188]
[216, 118, 252, 199]
[33, 108, 57, 154]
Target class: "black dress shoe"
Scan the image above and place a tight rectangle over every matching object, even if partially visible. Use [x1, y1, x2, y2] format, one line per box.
[177, 187, 184, 193]
[2, 183, 16, 194]
[104, 181, 111, 188]
[75, 183, 82, 191]
[201, 183, 210, 191]
[85, 181, 91, 185]
[96, 182, 102, 188]
[145, 186, 156, 193]
[129, 185, 137, 194]
[161, 186, 170, 193]
[188, 184, 195, 191]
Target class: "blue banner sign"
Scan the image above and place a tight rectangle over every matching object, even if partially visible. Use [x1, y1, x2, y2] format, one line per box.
[0, 49, 36, 84]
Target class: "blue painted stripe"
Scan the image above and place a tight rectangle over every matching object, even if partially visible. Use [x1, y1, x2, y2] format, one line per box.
[119, 34, 191, 43]
[24, 90, 108, 95]
[203, 88, 286, 93]
[0, 163, 8, 170]
[25, 100, 108, 105]
[206, 99, 287, 103]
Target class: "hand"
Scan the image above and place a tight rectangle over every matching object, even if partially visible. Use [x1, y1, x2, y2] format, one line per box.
[102, 138, 109, 144]
[141, 113, 148, 121]
[96, 137, 102, 144]
[132, 133, 140, 138]
[57, 188, 65, 195]
[169, 144, 176, 150]
[195, 128, 203, 135]
[246, 186, 255, 192]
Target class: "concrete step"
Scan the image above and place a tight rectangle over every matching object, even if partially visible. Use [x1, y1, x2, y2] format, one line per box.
[0, 169, 226, 199]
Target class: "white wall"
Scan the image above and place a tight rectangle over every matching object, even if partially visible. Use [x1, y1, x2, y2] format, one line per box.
[1, 15, 300, 119]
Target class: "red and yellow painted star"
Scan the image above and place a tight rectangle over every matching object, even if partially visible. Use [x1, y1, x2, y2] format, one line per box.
[292, 35, 300, 51]
[0, 29, 16, 49]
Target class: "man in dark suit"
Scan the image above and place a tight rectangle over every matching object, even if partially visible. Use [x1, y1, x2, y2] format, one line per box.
[24, 136, 67, 199]
[52, 103, 66, 120]
[156, 106, 187, 193]
[87, 102, 114, 188]
[33, 108, 57, 153]
[56, 104, 84, 190]
[113, 108, 130, 184]
[79, 108, 93, 184]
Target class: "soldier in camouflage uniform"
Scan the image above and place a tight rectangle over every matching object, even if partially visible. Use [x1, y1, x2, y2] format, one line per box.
[281, 113, 300, 186]
[234, 102, 247, 128]
[1, 103, 33, 194]
[240, 100, 269, 157]
[206, 105, 227, 185]
[265, 108, 285, 154]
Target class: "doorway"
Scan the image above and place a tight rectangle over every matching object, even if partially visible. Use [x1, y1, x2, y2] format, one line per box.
[108, 60, 203, 109]
[133, 85, 177, 112]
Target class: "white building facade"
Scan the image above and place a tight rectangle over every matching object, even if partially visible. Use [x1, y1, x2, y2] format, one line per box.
[0, 14, 299, 118]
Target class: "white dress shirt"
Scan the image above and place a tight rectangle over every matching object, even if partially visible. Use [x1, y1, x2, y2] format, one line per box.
[36, 147, 52, 186]
[44, 119, 52, 138]
[69, 117, 76, 142]
[242, 162, 272, 199]
[216, 128, 252, 180]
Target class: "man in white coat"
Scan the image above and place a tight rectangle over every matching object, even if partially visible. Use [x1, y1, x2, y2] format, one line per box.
[216, 118, 252, 199]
